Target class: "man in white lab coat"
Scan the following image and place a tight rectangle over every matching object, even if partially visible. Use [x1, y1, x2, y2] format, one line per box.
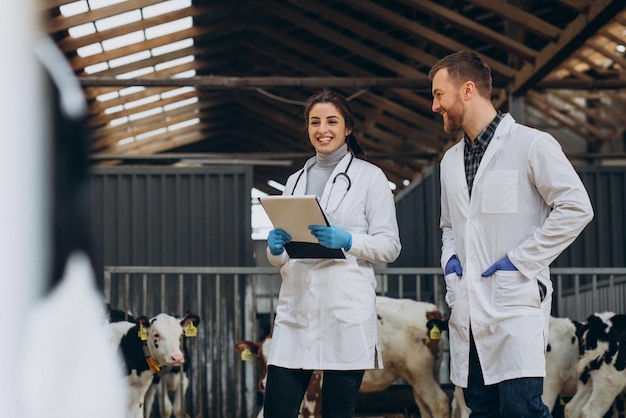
[429, 50, 593, 418]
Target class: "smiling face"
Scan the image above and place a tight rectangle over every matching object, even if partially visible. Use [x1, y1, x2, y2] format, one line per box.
[307, 102, 352, 154]
[431, 67, 467, 133]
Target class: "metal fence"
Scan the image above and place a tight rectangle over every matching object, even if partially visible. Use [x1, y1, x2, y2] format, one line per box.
[103, 266, 626, 418]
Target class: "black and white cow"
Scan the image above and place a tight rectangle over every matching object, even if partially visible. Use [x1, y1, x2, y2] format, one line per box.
[564, 312, 626, 418]
[109, 313, 200, 418]
[444, 316, 585, 418]
[144, 329, 197, 418]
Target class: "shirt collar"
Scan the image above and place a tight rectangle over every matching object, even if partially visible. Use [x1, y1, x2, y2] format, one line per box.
[464, 111, 504, 150]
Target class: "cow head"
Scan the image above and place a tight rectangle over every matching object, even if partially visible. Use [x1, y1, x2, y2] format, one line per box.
[143, 313, 200, 368]
[236, 336, 272, 391]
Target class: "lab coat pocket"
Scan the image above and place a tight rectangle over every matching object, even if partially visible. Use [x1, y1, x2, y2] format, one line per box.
[444, 273, 459, 309]
[482, 170, 519, 213]
[494, 271, 540, 309]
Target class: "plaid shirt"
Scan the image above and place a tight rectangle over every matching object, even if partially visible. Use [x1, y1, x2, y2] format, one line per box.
[464, 111, 504, 197]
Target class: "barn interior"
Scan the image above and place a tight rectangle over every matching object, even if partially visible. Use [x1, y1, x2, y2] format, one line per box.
[5, 2, 625, 418]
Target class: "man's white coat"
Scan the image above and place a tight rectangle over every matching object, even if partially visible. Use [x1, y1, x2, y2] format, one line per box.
[440, 114, 593, 386]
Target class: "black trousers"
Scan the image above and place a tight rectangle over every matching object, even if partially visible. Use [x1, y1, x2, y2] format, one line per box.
[263, 365, 364, 418]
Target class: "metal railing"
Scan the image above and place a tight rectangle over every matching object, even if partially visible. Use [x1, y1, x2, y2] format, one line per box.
[103, 265, 626, 418]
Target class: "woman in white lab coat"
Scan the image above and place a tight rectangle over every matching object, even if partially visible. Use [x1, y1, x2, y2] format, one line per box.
[431, 51, 593, 418]
[263, 89, 401, 418]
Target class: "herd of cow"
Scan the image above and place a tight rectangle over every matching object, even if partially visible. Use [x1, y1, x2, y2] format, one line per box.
[105, 296, 625, 418]
[237, 297, 626, 418]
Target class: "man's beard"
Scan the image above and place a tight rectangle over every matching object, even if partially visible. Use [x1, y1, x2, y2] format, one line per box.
[443, 95, 466, 133]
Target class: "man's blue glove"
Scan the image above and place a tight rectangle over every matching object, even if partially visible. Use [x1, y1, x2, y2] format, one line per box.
[482, 255, 517, 277]
[445, 255, 463, 276]
[308, 225, 352, 250]
[267, 229, 291, 256]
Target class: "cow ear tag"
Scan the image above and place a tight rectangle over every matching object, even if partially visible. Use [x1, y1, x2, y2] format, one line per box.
[184, 322, 198, 337]
[241, 348, 253, 362]
[430, 324, 441, 340]
[138, 324, 148, 341]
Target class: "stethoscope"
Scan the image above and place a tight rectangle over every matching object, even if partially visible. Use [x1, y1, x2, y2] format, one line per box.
[290, 154, 354, 214]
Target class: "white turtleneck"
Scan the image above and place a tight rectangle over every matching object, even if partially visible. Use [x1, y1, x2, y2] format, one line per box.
[305, 144, 348, 199]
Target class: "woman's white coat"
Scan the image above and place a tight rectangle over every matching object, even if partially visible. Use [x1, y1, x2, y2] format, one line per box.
[267, 153, 401, 370]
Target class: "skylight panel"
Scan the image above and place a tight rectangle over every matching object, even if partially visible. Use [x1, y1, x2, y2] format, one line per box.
[164, 97, 198, 111]
[104, 104, 125, 115]
[117, 137, 134, 146]
[59, 1, 88, 17]
[84, 62, 110, 74]
[129, 107, 163, 122]
[111, 116, 129, 127]
[117, 67, 155, 79]
[168, 118, 200, 131]
[76, 43, 103, 58]
[88, 0, 126, 10]
[102, 31, 145, 51]
[172, 69, 196, 79]
[136, 128, 167, 141]
[152, 39, 194, 56]
[143, 0, 192, 18]
[161, 87, 195, 99]
[119, 86, 146, 96]
[68, 23, 96, 38]
[96, 10, 141, 31]
[124, 95, 160, 110]
[145, 17, 192, 39]
[155, 56, 194, 71]
[96, 91, 120, 102]
[109, 51, 152, 68]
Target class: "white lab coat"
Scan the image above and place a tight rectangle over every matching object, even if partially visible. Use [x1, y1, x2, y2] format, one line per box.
[440, 114, 593, 387]
[267, 153, 401, 370]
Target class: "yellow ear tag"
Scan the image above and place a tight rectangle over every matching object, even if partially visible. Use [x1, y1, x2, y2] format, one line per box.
[184, 322, 198, 337]
[430, 324, 441, 340]
[138, 324, 148, 341]
[241, 348, 253, 362]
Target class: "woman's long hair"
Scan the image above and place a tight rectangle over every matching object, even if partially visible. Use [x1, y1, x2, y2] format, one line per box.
[303, 89, 366, 159]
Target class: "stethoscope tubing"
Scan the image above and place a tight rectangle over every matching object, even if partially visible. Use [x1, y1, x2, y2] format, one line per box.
[290, 154, 354, 195]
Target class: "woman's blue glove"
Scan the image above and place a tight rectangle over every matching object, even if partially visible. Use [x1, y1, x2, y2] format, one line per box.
[445, 255, 463, 276]
[267, 229, 291, 256]
[482, 255, 517, 277]
[308, 225, 352, 250]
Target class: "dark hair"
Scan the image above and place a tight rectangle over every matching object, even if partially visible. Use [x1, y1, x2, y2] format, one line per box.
[428, 50, 493, 99]
[303, 89, 365, 159]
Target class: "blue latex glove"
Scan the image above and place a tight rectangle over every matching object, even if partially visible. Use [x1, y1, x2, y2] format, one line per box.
[267, 229, 291, 256]
[445, 255, 463, 276]
[308, 225, 352, 250]
[482, 255, 517, 277]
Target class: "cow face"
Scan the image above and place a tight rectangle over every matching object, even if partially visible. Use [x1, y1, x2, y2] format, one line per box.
[236, 337, 272, 391]
[145, 313, 199, 367]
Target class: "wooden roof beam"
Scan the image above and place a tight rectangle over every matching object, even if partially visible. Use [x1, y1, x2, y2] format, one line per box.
[510, 0, 624, 95]
[399, 0, 538, 61]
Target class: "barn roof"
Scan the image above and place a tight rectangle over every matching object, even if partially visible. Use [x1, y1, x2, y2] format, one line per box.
[40, 0, 626, 195]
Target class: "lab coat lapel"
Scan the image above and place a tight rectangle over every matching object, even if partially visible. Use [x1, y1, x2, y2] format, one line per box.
[450, 143, 470, 216]
[471, 114, 513, 188]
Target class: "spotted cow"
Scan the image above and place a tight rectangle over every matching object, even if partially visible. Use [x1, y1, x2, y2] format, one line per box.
[109, 313, 200, 418]
[445, 316, 585, 418]
[564, 312, 626, 418]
